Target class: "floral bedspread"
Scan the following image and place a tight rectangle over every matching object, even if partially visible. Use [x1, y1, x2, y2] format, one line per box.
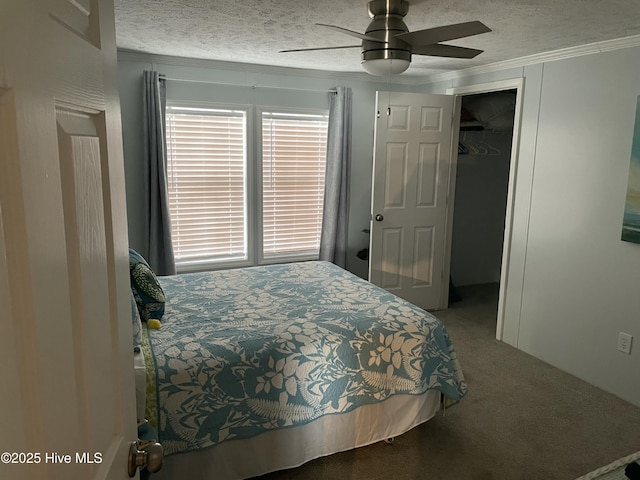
[142, 261, 467, 456]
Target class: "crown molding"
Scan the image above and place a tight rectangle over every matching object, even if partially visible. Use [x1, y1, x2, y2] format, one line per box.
[118, 34, 640, 87]
[420, 34, 640, 84]
[116, 49, 430, 86]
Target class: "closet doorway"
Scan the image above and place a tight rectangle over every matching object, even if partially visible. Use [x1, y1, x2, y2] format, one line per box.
[446, 80, 523, 340]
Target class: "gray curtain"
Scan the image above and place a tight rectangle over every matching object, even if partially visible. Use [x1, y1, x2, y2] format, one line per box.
[143, 70, 176, 275]
[319, 87, 352, 268]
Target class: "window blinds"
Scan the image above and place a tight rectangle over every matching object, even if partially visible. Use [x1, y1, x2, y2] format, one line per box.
[261, 112, 328, 258]
[166, 107, 247, 265]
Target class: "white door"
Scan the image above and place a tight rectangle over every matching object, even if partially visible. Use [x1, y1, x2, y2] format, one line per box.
[0, 1, 137, 480]
[369, 92, 457, 310]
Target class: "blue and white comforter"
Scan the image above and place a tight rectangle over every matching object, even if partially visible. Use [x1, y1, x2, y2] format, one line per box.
[143, 261, 467, 456]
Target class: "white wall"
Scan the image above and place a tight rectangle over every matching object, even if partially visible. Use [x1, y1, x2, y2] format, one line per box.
[429, 47, 640, 406]
[116, 52, 425, 280]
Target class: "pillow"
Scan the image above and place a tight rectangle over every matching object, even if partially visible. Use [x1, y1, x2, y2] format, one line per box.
[131, 291, 143, 351]
[129, 248, 166, 321]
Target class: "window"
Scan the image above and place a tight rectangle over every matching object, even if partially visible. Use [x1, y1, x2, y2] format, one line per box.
[166, 104, 328, 270]
[166, 106, 248, 267]
[261, 112, 328, 259]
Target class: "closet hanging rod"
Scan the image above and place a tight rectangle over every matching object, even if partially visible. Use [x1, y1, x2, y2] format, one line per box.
[159, 75, 337, 94]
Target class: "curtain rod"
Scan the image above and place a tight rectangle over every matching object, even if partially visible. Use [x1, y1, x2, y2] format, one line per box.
[159, 75, 336, 94]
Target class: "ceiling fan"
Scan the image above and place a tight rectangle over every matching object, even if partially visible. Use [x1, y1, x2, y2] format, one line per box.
[280, 0, 491, 75]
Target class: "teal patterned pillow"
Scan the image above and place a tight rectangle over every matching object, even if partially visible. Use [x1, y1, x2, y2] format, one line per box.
[131, 291, 143, 351]
[129, 248, 166, 321]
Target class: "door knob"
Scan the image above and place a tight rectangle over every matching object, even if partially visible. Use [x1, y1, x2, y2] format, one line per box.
[375, 214, 384, 222]
[128, 440, 164, 477]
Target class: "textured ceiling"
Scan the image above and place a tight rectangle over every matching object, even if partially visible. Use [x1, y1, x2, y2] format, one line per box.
[114, 0, 640, 77]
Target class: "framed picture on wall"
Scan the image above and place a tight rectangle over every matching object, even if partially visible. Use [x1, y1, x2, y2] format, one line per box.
[622, 95, 640, 244]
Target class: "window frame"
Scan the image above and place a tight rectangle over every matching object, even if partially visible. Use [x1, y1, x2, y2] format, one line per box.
[164, 101, 329, 272]
[165, 101, 255, 273]
[256, 106, 329, 266]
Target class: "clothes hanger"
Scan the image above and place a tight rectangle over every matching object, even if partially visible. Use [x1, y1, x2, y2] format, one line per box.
[478, 141, 501, 155]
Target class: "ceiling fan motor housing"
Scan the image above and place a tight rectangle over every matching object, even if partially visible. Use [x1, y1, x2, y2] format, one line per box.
[361, 0, 412, 64]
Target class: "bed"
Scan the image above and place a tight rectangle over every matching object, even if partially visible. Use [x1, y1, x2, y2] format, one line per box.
[131, 258, 467, 479]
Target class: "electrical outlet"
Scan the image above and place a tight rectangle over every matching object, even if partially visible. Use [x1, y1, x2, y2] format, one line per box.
[618, 332, 633, 355]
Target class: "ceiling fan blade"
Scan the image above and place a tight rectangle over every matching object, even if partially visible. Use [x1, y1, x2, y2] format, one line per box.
[412, 43, 483, 59]
[316, 23, 386, 43]
[279, 45, 361, 53]
[396, 20, 491, 47]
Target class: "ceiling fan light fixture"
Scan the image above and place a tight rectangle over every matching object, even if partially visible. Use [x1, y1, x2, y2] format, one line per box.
[361, 57, 410, 75]
[280, 0, 490, 75]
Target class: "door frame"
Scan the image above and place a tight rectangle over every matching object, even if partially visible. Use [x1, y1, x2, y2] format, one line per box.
[445, 78, 525, 341]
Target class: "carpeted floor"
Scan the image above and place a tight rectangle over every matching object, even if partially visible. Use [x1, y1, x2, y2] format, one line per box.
[255, 283, 640, 480]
